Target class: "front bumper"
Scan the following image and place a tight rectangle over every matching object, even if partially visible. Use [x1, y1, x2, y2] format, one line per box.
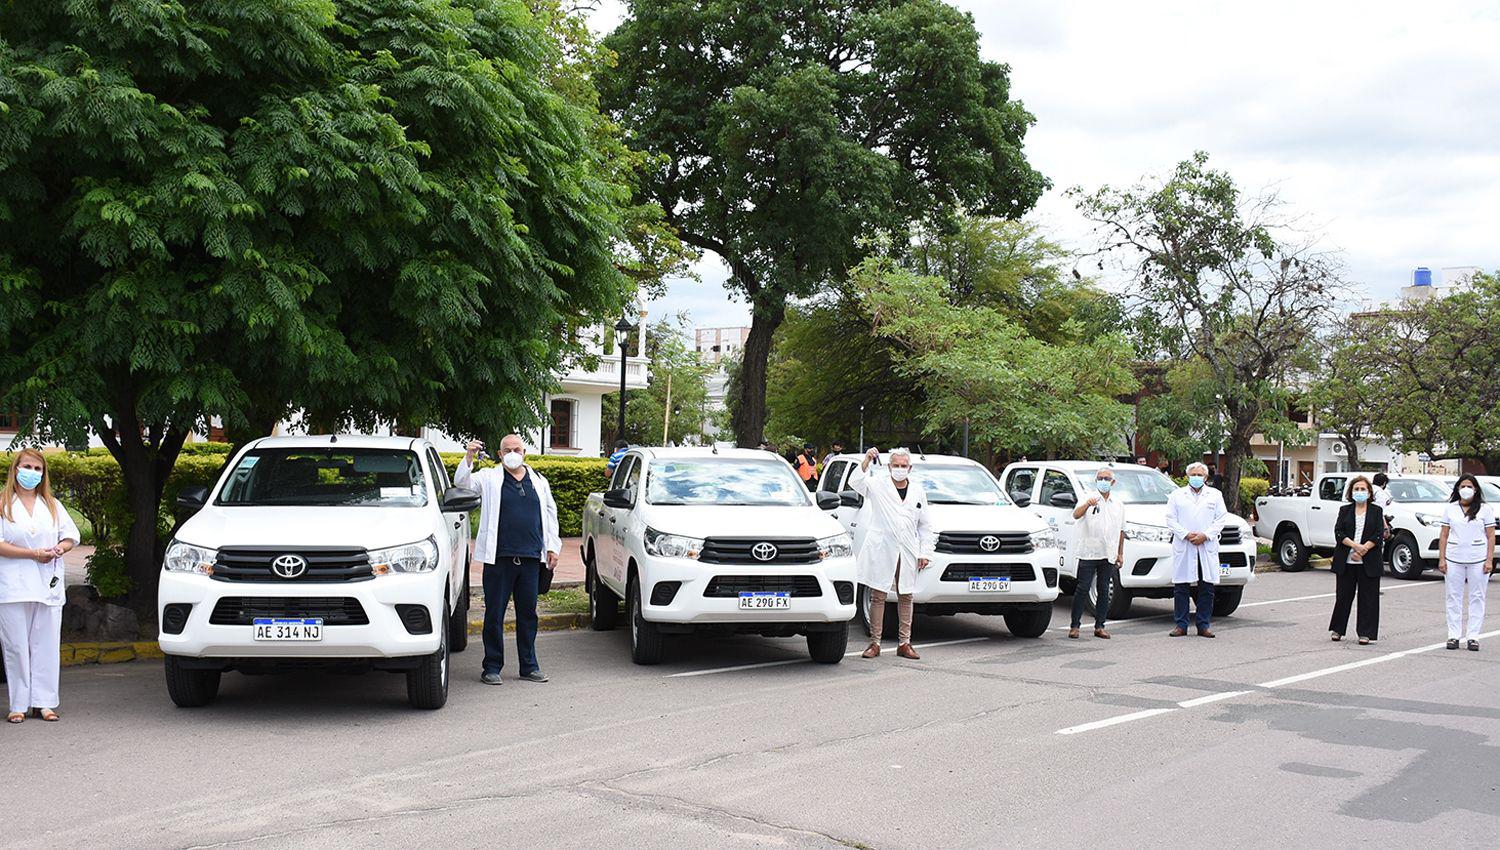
[157, 571, 445, 659]
[1115, 541, 1259, 590]
[638, 554, 857, 625]
[910, 549, 1061, 605]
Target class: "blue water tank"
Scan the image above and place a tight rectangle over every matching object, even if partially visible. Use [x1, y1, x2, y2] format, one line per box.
[1413, 267, 1433, 287]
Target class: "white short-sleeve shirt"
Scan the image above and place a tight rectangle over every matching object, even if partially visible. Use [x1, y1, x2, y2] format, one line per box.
[1441, 502, 1497, 564]
[0, 495, 82, 606]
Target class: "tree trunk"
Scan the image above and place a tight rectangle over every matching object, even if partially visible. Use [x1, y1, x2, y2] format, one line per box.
[731, 296, 786, 447]
[1222, 422, 1255, 516]
[99, 407, 189, 614]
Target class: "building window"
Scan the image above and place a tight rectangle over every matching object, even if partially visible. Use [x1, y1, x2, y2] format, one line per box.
[0, 410, 19, 433]
[549, 399, 576, 449]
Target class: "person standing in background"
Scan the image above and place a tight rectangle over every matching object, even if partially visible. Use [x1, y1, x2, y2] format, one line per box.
[605, 439, 630, 479]
[795, 443, 819, 491]
[1439, 474, 1495, 651]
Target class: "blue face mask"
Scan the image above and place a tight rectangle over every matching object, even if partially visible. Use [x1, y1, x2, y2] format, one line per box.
[1188, 475, 1205, 489]
[15, 468, 43, 491]
[1352, 490, 1369, 503]
[1096, 479, 1112, 493]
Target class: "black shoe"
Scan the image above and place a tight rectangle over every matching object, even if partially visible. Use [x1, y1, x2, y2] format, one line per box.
[1446, 639, 1460, 651]
[520, 670, 549, 683]
[1468, 640, 1480, 652]
[480, 671, 503, 685]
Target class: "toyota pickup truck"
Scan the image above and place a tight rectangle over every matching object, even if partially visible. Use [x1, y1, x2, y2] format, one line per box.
[1253, 473, 1459, 579]
[819, 453, 1061, 638]
[581, 447, 856, 665]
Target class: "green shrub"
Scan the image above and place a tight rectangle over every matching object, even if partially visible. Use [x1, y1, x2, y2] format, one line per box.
[1239, 477, 1269, 508]
[160, 454, 232, 534]
[45, 453, 128, 546]
[85, 545, 133, 599]
[179, 442, 233, 456]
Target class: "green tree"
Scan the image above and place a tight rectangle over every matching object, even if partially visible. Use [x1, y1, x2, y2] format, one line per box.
[1073, 152, 1339, 512]
[1305, 317, 1392, 469]
[0, 0, 631, 604]
[602, 317, 712, 446]
[598, 0, 1047, 447]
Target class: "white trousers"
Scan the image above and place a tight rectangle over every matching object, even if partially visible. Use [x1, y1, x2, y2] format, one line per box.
[0, 601, 62, 714]
[1444, 561, 1489, 641]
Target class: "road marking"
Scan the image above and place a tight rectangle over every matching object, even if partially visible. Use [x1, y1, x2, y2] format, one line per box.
[666, 636, 992, 678]
[1259, 628, 1500, 688]
[1178, 690, 1252, 708]
[1056, 708, 1177, 735]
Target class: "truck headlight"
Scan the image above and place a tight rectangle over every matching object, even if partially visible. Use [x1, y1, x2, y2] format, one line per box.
[817, 533, 854, 559]
[1124, 523, 1174, 543]
[1030, 529, 1058, 551]
[644, 527, 703, 559]
[369, 538, 440, 574]
[1415, 513, 1442, 527]
[163, 541, 216, 575]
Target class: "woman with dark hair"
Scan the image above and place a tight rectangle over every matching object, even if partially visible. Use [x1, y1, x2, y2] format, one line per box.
[1329, 476, 1384, 644]
[1439, 474, 1496, 651]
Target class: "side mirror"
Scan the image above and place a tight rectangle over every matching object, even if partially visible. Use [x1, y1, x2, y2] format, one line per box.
[440, 486, 482, 513]
[815, 491, 841, 511]
[839, 490, 864, 509]
[176, 485, 209, 514]
[1049, 492, 1077, 508]
[1011, 492, 1031, 507]
[602, 488, 634, 509]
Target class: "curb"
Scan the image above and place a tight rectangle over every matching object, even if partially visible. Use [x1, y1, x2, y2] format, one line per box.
[467, 611, 591, 635]
[60, 641, 165, 667]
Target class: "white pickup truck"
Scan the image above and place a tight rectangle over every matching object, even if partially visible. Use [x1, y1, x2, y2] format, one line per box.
[581, 447, 856, 665]
[1254, 473, 1456, 579]
[1000, 461, 1258, 618]
[819, 453, 1060, 638]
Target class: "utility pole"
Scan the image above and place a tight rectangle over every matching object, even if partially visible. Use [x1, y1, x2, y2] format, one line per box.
[661, 370, 673, 446]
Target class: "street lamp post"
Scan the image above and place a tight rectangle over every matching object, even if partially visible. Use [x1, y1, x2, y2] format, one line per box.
[615, 316, 635, 444]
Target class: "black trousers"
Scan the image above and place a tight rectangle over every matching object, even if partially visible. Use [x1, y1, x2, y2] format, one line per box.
[1329, 568, 1380, 639]
[1070, 558, 1113, 629]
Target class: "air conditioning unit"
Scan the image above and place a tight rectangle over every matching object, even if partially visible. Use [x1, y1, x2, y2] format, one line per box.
[1330, 442, 1346, 456]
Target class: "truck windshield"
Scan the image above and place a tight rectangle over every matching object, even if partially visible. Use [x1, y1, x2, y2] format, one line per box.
[915, 465, 1009, 505]
[216, 448, 428, 507]
[646, 459, 811, 506]
[1076, 468, 1176, 504]
[1387, 478, 1451, 502]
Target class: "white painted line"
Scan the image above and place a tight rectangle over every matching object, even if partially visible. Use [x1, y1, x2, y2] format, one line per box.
[666, 636, 993, 678]
[1237, 580, 1433, 609]
[1178, 690, 1252, 708]
[1258, 628, 1500, 688]
[1056, 708, 1176, 735]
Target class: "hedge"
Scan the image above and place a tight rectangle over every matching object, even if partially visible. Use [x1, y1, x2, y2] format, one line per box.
[440, 453, 607, 536]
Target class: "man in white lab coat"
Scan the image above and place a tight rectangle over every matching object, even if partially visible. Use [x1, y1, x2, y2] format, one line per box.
[1165, 462, 1230, 638]
[848, 447, 934, 659]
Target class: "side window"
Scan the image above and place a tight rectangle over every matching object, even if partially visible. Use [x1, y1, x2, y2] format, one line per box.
[1319, 477, 1346, 502]
[1006, 467, 1037, 502]
[1039, 470, 1076, 507]
[426, 447, 451, 494]
[821, 460, 848, 493]
[623, 456, 643, 499]
[610, 455, 637, 492]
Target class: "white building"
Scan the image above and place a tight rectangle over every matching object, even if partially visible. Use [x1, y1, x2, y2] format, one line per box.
[694, 326, 750, 365]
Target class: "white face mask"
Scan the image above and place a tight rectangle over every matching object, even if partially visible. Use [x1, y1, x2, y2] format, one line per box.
[889, 466, 910, 482]
[501, 451, 525, 470]
[1459, 486, 1476, 501]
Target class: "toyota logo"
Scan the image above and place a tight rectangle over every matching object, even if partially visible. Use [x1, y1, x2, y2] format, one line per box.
[751, 542, 779, 562]
[271, 554, 308, 579]
[978, 535, 1001, 552]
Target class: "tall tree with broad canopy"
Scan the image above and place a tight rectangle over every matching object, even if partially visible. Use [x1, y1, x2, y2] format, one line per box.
[598, 0, 1047, 447]
[0, 0, 633, 604]
[1073, 152, 1340, 513]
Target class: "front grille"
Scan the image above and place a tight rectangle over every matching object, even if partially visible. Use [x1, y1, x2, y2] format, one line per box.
[1219, 528, 1243, 546]
[396, 604, 432, 635]
[1220, 552, 1248, 569]
[703, 575, 823, 597]
[162, 603, 192, 635]
[935, 531, 1033, 555]
[833, 581, 855, 605]
[209, 597, 369, 626]
[650, 581, 682, 606]
[212, 547, 373, 583]
[699, 538, 821, 565]
[939, 563, 1037, 582]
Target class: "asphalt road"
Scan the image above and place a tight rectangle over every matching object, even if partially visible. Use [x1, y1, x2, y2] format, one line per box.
[5, 570, 1499, 849]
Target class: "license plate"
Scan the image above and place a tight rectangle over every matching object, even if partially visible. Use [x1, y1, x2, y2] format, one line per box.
[969, 577, 1010, 592]
[738, 592, 790, 609]
[252, 618, 323, 641]
[1220, 564, 1232, 578]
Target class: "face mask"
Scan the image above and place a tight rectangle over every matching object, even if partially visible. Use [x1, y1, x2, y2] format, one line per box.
[889, 467, 910, 482]
[501, 451, 525, 470]
[15, 468, 43, 491]
[1188, 475, 1205, 489]
[1352, 490, 1368, 503]
[1459, 486, 1476, 501]
[1096, 479, 1112, 493]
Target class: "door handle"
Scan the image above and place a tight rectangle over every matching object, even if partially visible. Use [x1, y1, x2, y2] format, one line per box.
[1311, 506, 1322, 511]
[850, 522, 858, 528]
[609, 517, 617, 524]
[453, 520, 463, 528]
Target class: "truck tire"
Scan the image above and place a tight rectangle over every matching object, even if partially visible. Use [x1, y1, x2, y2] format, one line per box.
[588, 564, 620, 631]
[1003, 603, 1053, 638]
[1387, 534, 1426, 580]
[448, 567, 470, 653]
[628, 576, 664, 665]
[1212, 585, 1244, 617]
[407, 600, 450, 710]
[807, 626, 849, 664]
[1274, 529, 1310, 572]
[164, 656, 221, 708]
[1083, 571, 1132, 619]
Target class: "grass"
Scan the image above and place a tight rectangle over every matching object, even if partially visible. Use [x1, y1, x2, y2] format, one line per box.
[539, 586, 588, 615]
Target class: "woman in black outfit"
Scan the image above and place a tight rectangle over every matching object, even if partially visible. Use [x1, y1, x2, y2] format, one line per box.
[1329, 475, 1385, 644]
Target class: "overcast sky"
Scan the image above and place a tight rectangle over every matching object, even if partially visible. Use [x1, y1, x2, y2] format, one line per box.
[590, 1, 1500, 330]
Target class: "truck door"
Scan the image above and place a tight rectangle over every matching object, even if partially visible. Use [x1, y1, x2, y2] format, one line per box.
[1309, 475, 1348, 547]
[602, 454, 640, 584]
[1035, 469, 1080, 562]
[820, 460, 857, 536]
[426, 446, 465, 586]
[1004, 466, 1039, 509]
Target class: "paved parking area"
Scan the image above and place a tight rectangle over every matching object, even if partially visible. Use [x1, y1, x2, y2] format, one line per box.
[7, 570, 1499, 849]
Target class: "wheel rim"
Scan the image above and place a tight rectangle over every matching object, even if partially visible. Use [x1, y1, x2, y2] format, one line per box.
[1279, 539, 1298, 566]
[629, 583, 639, 648]
[1393, 544, 1412, 574]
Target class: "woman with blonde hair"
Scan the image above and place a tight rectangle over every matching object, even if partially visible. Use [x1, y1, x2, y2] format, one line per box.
[0, 449, 81, 723]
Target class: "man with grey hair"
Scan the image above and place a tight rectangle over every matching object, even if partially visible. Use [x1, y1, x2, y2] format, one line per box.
[1165, 461, 1229, 637]
[848, 446, 933, 659]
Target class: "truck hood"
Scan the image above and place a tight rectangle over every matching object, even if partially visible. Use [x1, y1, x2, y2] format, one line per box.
[174, 505, 438, 551]
[926, 503, 1048, 535]
[644, 505, 847, 540]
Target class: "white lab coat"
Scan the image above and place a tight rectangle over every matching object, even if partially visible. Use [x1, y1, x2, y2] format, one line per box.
[0, 495, 80, 607]
[1165, 485, 1229, 585]
[848, 465, 933, 595]
[453, 458, 561, 565]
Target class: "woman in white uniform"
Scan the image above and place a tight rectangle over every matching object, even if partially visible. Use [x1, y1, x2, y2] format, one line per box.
[1, 449, 80, 723]
[1438, 474, 1495, 652]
